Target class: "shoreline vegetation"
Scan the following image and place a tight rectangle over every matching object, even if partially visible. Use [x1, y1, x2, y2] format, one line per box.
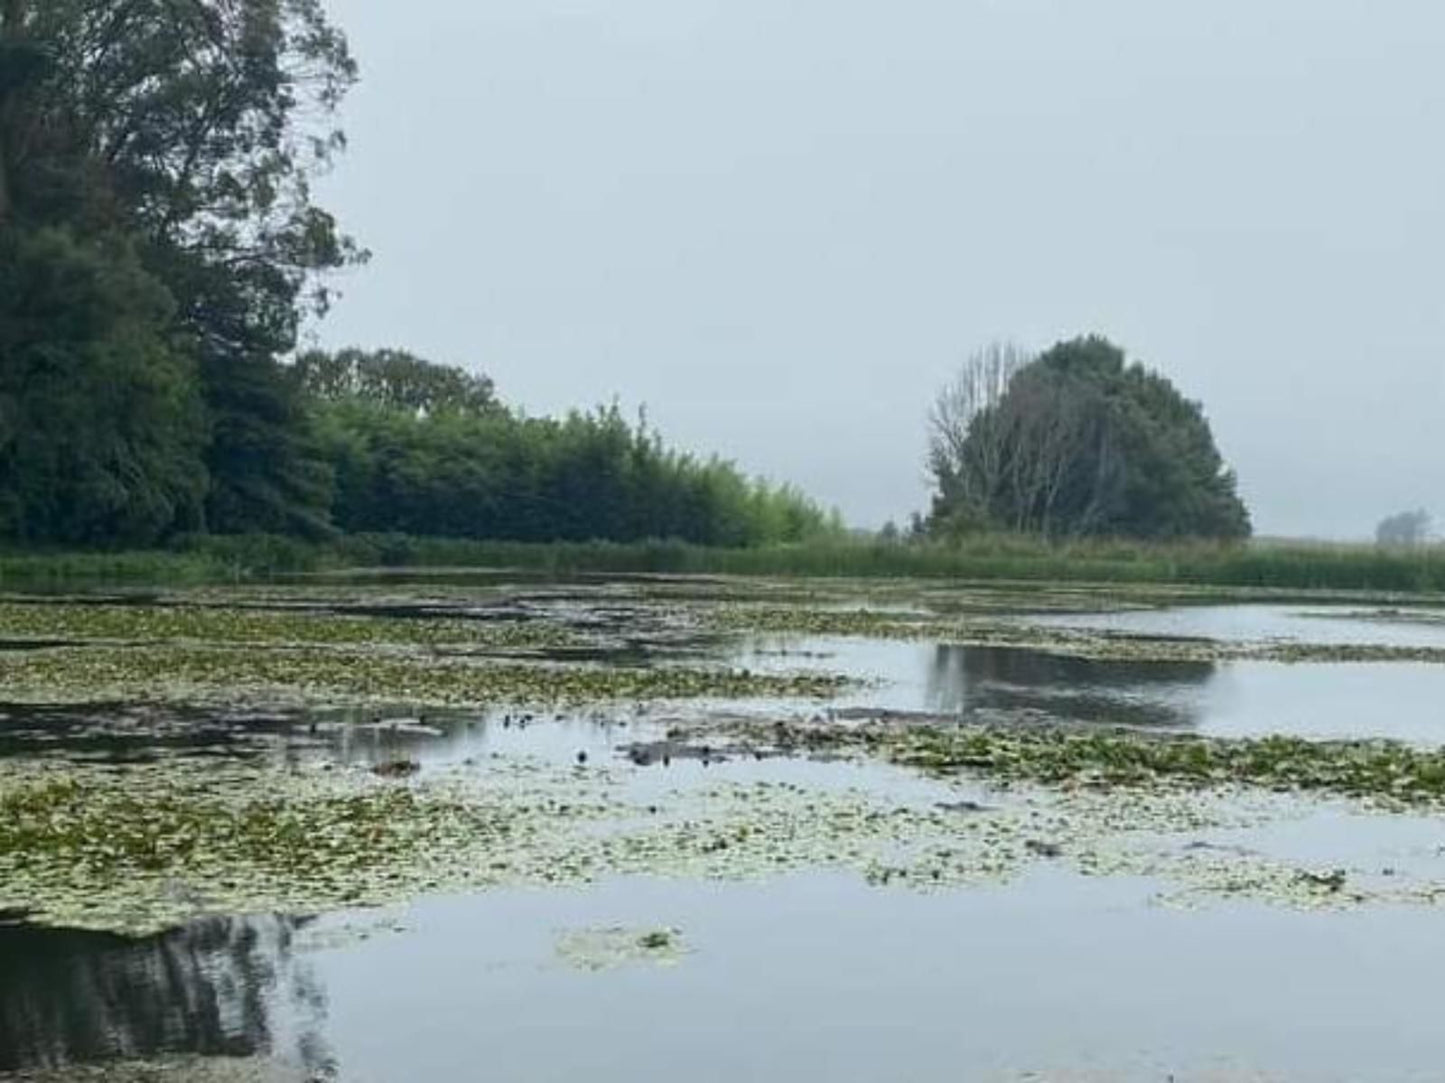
[3, 534, 1445, 596]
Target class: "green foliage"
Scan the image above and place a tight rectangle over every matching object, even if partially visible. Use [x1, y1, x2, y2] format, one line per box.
[931, 336, 1250, 542]
[0, 0, 360, 545]
[1, 0, 831, 554]
[0, 227, 207, 544]
[295, 347, 498, 414]
[332, 534, 1445, 593]
[306, 356, 838, 547]
[199, 353, 334, 538]
[5, 534, 1445, 595]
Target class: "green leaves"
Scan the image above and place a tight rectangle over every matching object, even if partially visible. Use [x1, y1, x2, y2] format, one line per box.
[0, 1, 364, 547]
[931, 335, 1251, 542]
[311, 391, 841, 547]
[0, 227, 208, 544]
[888, 725, 1445, 807]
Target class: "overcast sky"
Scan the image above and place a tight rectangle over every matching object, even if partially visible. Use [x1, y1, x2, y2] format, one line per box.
[313, 0, 1443, 539]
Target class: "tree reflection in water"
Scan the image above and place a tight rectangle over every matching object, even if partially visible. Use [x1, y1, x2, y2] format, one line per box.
[0, 914, 333, 1076]
[927, 645, 1216, 729]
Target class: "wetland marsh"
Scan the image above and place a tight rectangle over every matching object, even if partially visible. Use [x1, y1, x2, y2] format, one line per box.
[3, 573, 1445, 1081]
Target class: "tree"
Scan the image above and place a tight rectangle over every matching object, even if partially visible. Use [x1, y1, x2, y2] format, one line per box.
[294, 348, 498, 416]
[0, 0, 362, 541]
[1376, 509, 1432, 548]
[927, 336, 1250, 541]
[0, 227, 207, 544]
[927, 342, 1029, 533]
[306, 364, 840, 547]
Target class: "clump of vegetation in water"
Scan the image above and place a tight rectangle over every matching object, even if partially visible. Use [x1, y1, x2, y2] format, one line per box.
[0, 601, 574, 650]
[742, 720, 1445, 807]
[555, 925, 687, 971]
[0, 644, 851, 707]
[0, 757, 624, 935]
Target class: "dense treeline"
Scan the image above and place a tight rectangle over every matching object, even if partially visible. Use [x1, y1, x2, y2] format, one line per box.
[0, 4, 833, 550]
[298, 349, 839, 546]
[928, 337, 1250, 541]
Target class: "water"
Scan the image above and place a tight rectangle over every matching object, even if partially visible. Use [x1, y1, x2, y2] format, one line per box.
[6, 589, 1445, 1080]
[1025, 604, 1445, 650]
[734, 635, 1445, 742]
[7, 872, 1445, 1082]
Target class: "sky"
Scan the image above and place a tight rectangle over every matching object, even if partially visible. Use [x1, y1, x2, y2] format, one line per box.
[312, 0, 1444, 539]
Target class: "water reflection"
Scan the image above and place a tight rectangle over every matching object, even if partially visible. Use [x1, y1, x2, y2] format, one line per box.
[0, 916, 330, 1074]
[927, 645, 1216, 729]
[0, 703, 303, 763]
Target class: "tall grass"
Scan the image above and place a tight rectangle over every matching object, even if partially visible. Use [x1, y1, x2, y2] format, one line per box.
[333, 534, 1445, 594]
[0, 549, 227, 588]
[3, 533, 1444, 595]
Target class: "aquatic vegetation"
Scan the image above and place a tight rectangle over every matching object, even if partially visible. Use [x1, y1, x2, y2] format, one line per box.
[702, 717, 1445, 809]
[555, 925, 688, 971]
[709, 603, 1445, 664]
[5, 720, 1445, 937]
[0, 644, 851, 707]
[885, 726, 1445, 806]
[0, 757, 624, 935]
[6, 578, 1445, 942]
[0, 601, 573, 651]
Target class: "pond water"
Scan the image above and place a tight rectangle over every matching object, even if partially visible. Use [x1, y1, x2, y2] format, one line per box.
[6, 584, 1445, 1081]
[733, 634, 1445, 742]
[1026, 604, 1445, 650]
[7, 870, 1445, 1082]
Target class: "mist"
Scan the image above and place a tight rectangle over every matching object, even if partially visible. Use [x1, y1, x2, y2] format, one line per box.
[314, 0, 1445, 539]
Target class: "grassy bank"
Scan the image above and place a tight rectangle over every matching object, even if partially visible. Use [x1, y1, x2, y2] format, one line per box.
[4, 533, 1445, 595]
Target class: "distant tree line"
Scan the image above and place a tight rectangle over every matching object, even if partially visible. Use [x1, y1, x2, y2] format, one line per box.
[1376, 509, 1432, 548]
[927, 337, 1250, 541]
[0, 3, 835, 550]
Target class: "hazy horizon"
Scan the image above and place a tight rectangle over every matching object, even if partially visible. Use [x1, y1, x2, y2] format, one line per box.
[312, 0, 1444, 540]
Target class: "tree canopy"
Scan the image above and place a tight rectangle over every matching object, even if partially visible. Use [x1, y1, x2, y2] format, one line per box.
[0, 4, 835, 550]
[928, 336, 1250, 541]
[305, 349, 838, 547]
[0, 0, 359, 544]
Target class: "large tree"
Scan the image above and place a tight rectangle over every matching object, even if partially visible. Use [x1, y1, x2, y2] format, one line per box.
[928, 336, 1250, 541]
[0, 0, 361, 541]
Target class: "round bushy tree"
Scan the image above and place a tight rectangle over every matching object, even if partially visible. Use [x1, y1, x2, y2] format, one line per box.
[929, 336, 1250, 540]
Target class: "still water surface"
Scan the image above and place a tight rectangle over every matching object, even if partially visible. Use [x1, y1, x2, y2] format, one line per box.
[6, 872, 1445, 1082]
[738, 634, 1445, 743]
[6, 598, 1445, 1080]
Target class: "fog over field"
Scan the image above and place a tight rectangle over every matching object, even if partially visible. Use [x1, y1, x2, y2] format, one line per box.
[316, 0, 1445, 539]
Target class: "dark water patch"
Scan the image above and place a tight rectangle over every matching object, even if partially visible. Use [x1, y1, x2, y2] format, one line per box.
[0, 916, 329, 1075]
[929, 644, 1213, 728]
[0, 704, 305, 763]
[8, 874, 1445, 1080]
